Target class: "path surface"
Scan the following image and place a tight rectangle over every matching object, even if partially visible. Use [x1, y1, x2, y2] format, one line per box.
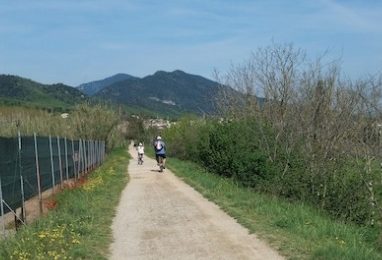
[109, 145, 283, 260]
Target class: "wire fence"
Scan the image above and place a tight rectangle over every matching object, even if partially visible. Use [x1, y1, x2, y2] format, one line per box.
[0, 133, 105, 237]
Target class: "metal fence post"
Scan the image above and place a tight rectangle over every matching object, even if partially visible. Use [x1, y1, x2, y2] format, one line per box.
[57, 136, 63, 188]
[64, 137, 69, 180]
[90, 140, 94, 169]
[84, 140, 88, 174]
[102, 141, 104, 162]
[101, 141, 104, 163]
[80, 139, 83, 175]
[90, 140, 92, 170]
[89, 140, 91, 170]
[90, 140, 92, 169]
[71, 139, 76, 180]
[98, 140, 101, 165]
[100, 141, 102, 163]
[96, 140, 98, 166]
[95, 140, 97, 167]
[88, 140, 89, 170]
[33, 133, 43, 215]
[18, 131, 26, 223]
[49, 135, 55, 194]
[100, 141, 103, 163]
[91, 140, 94, 169]
[100, 141, 102, 164]
[88, 140, 90, 171]
[0, 178, 5, 238]
[77, 139, 82, 177]
[19, 175, 26, 224]
[77, 139, 80, 177]
[101, 141, 104, 162]
[103, 141, 105, 162]
[93, 140, 96, 167]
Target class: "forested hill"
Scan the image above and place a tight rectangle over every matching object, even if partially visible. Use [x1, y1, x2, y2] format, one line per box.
[78, 73, 138, 96]
[94, 70, 226, 116]
[0, 75, 85, 110]
[1, 71, 254, 117]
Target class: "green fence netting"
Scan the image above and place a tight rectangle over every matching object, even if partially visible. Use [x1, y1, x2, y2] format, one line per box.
[0, 136, 104, 215]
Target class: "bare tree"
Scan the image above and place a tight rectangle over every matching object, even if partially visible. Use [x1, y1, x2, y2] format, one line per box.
[214, 42, 382, 224]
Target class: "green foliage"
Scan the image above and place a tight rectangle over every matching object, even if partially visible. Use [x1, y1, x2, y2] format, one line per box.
[95, 70, 227, 117]
[201, 121, 272, 186]
[0, 75, 86, 109]
[69, 103, 120, 141]
[317, 160, 374, 224]
[167, 158, 382, 259]
[124, 117, 145, 141]
[0, 148, 129, 259]
[78, 73, 136, 96]
[163, 117, 380, 225]
[163, 115, 206, 159]
[0, 103, 126, 150]
[164, 118, 276, 187]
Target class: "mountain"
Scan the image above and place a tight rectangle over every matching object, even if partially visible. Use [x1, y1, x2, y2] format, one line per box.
[78, 73, 138, 96]
[0, 74, 86, 110]
[95, 70, 226, 116]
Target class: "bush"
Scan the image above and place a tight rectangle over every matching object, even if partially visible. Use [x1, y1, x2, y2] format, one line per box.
[165, 118, 275, 188]
[320, 160, 374, 224]
[163, 116, 379, 225]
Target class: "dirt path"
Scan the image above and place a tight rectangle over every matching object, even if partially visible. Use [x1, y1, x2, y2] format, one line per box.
[109, 145, 283, 259]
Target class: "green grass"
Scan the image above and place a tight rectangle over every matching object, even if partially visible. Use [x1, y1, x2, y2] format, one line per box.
[167, 158, 382, 260]
[0, 147, 129, 259]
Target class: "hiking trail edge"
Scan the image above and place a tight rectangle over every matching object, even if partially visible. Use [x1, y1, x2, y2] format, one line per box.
[109, 145, 283, 259]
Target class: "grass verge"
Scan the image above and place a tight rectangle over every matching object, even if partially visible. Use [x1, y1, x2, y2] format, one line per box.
[167, 158, 382, 260]
[0, 147, 129, 259]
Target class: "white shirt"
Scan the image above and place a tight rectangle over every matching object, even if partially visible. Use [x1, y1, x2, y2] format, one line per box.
[137, 145, 144, 154]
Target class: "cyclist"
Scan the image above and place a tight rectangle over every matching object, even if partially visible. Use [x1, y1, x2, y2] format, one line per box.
[153, 136, 166, 170]
[136, 142, 144, 165]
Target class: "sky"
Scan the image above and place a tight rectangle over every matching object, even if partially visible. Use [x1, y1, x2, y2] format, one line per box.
[0, 0, 381, 86]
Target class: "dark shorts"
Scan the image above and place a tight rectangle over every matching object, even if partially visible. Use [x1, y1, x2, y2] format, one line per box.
[156, 154, 166, 162]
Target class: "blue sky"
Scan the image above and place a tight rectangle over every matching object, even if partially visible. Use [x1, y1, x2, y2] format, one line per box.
[0, 0, 381, 86]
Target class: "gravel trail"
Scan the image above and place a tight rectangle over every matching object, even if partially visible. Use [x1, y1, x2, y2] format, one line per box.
[109, 145, 283, 259]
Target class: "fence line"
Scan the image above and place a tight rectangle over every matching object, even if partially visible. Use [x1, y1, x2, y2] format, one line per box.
[49, 135, 55, 194]
[0, 178, 5, 237]
[0, 134, 106, 238]
[33, 133, 43, 215]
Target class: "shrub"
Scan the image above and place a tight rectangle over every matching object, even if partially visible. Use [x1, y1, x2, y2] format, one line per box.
[163, 116, 379, 225]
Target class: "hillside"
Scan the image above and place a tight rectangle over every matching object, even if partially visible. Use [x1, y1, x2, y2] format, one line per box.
[95, 70, 227, 116]
[0, 71, 258, 117]
[0, 75, 85, 110]
[78, 73, 138, 96]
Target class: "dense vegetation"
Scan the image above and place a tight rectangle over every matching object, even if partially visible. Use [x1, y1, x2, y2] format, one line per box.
[167, 158, 382, 259]
[0, 75, 86, 111]
[78, 73, 137, 96]
[164, 118, 380, 225]
[95, 70, 232, 117]
[0, 148, 129, 259]
[162, 43, 382, 229]
[0, 103, 127, 150]
[1, 71, 240, 118]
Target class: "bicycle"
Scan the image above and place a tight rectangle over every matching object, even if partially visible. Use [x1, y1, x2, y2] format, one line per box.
[138, 153, 144, 165]
[157, 155, 165, 172]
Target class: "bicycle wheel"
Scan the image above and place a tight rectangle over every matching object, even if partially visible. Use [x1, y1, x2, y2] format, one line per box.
[158, 156, 164, 172]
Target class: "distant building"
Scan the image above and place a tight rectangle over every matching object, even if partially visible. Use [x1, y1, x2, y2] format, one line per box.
[60, 113, 69, 119]
[144, 119, 172, 129]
